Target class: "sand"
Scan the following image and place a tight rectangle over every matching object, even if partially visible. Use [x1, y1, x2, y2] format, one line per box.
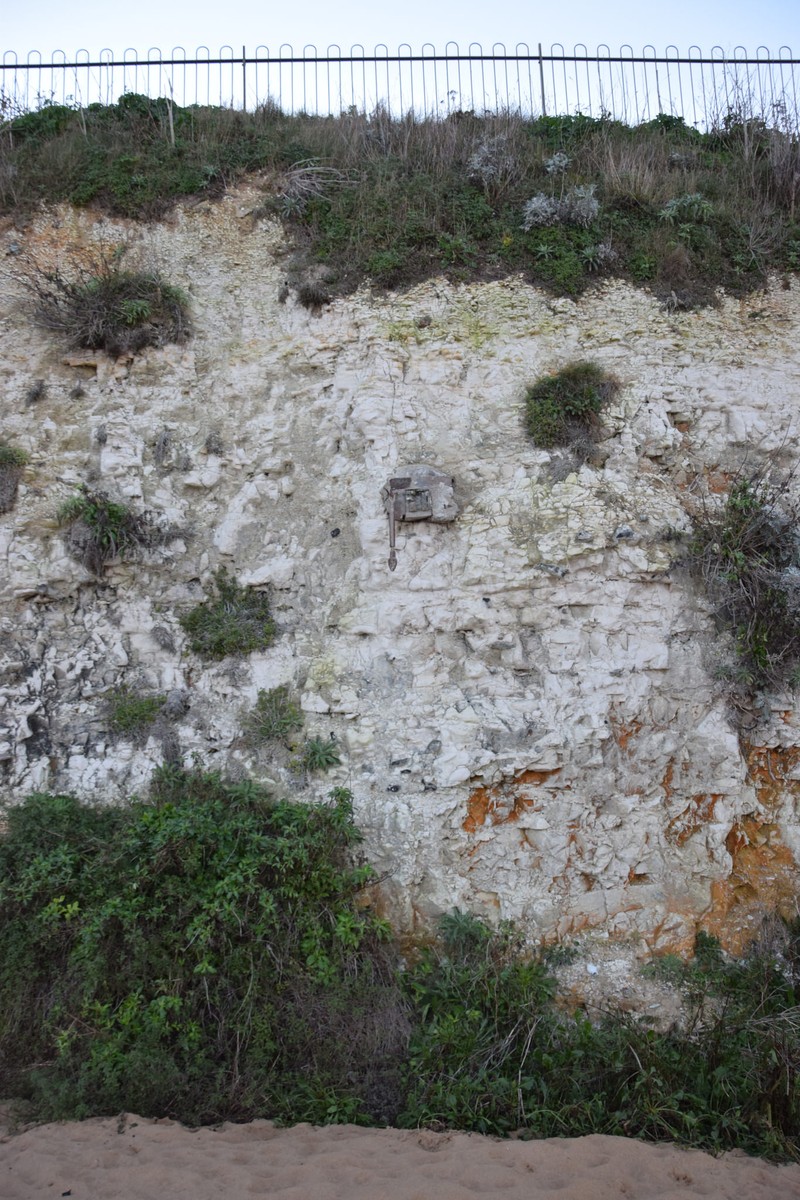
[3, 1114, 800, 1200]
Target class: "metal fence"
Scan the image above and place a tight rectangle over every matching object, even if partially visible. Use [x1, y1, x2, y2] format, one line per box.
[2, 43, 799, 130]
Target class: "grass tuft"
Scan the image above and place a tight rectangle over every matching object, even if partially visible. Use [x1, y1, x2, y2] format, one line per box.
[21, 256, 191, 357]
[689, 463, 800, 696]
[524, 360, 620, 454]
[106, 687, 167, 738]
[179, 568, 276, 659]
[244, 685, 304, 746]
[298, 736, 341, 773]
[0, 442, 29, 513]
[57, 486, 163, 573]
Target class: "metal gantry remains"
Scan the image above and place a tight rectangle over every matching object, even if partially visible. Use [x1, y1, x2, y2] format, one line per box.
[382, 466, 459, 571]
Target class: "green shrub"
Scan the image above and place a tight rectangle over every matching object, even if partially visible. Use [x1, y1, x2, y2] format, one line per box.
[244, 685, 303, 746]
[107, 687, 166, 737]
[398, 913, 800, 1157]
[0, 442, 29, 513]
[299, 736, 341, 773]
[524, 360, 620, 452]
[0, 773, 405, 1124]
[179, 568, 276, 659]
[23, 258, 191, 357]
[57, 486, 161, 573]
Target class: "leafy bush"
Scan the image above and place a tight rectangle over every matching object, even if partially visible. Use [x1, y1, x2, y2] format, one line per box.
[0, 773, 406, 1124]
[0, 442, 28, 513]
[524, 360, 620, 452]
[244, 685, 303, 745]
[179, 568, 276, 659]
[689, 467, 800, 693]
[23, 258, 191, 357]
[57, 486, 163, 573]
[107, 687, 166, 738]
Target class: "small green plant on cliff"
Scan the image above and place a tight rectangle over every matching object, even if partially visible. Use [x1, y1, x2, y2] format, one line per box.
[0, 773, 406, 1125]
[57, 486, 162, 573]
[689, 465, 800, 693]
[0, 442, 29, 513]
[22, 256, 191, 357]
[244, 684, 304, 746]
[298, 735, 341, 773]
[179, 568, 276, 659]
[524, 360, 620, 453]
[106, 686, 166, 738]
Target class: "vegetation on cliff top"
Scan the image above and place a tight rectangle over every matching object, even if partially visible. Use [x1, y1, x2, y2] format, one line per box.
[2, 96, 799, 304]
[1, 771, 799, 1158]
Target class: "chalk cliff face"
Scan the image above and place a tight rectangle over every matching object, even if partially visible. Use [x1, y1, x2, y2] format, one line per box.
[2, 188, 800, 953]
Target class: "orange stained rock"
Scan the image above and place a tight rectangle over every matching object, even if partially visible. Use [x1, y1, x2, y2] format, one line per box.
[698, 744, 800, 953]
[702, 815, 800, 954]
[608, 711, 643, 753]
[666, 793, 723, 846]
[745, 744, 800, 810]
[661, 760, 675, 801]
[705, 468, 736, 494]
[463, 767, 561, 833]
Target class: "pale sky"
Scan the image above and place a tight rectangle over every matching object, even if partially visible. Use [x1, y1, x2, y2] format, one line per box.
[3, 0, 798, 59]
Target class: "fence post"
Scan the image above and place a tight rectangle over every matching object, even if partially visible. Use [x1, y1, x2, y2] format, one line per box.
[538, 42, 547, 116]
[242, 45, 246, 109]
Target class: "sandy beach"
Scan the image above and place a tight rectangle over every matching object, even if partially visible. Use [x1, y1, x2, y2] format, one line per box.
[3, 1113, 800, 1200]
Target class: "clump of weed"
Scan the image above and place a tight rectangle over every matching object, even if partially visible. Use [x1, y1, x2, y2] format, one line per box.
[24, 379, 47, 406]
[0, 774, 407, 1125]
[106, 686, 166, 739]
[524, 360, 620, 454]
[689, 464, 800, 693]
[296, 279, 332, 310]
[57, 486, 163, 573]
[22, 257, 191, 357]
[521, 183, 600, 229]
[179, 568, 276, 659]
[244, 684, 303, 746]
[0, 442, 29, 513]
[659, 191, 715, 225]
[298, 735, 341, 773]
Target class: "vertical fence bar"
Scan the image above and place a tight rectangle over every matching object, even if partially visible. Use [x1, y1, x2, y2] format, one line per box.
[554, 42, 573, 116]
[537, 43, 546, 117]
[420, 43, 436, 117]
[251, 44, 266, 109]
[328, 45, 342, 115]
[779, 46, 799, 133]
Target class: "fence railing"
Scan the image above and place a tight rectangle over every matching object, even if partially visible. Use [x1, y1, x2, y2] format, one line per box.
[2, 44, 799, 130]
